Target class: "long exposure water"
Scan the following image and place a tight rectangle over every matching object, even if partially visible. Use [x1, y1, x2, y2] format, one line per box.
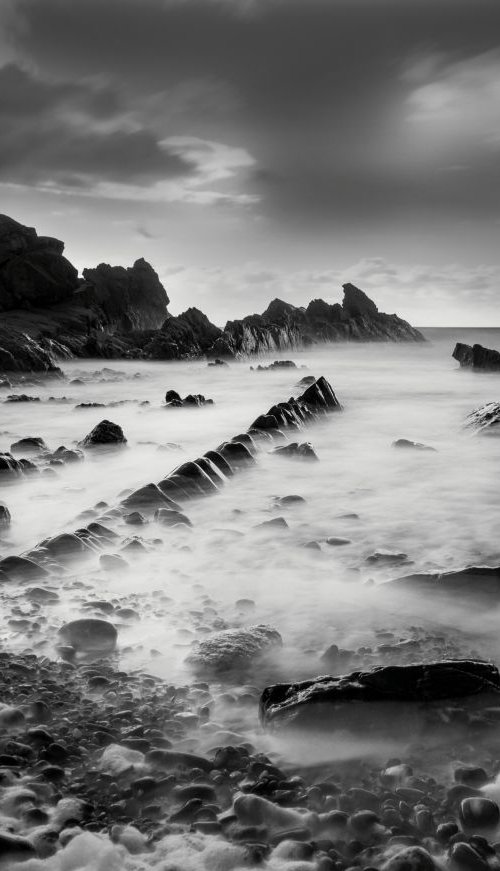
[2, 328, 500, 868]
[2, 329, 500, 674]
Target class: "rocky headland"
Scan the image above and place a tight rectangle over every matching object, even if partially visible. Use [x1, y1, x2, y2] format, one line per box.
[0, 214, 424, 376]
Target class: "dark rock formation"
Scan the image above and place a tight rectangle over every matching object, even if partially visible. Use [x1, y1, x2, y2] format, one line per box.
[0, 326, 63, 374]
[77, 258, 169, 331]
[0, 214, 424, 372]
[272, 442, 319, 461]
[465, 403, 500, 434]
[165, 389, 213, 408]
[143, 308, 221, 360]
[453, 343, 500, 371]
[0, 214, 78, 311]
[80, 420, 127, 449]
[210, 284, 424, 358]
[251, 360, 298, 371]
[260, 660, 500, 730]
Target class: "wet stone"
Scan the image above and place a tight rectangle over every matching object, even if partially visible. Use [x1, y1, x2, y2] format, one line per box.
[459, 797, 500, 831]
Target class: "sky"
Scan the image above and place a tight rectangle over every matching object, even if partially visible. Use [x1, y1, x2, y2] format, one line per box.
[1, 0, 499, 326]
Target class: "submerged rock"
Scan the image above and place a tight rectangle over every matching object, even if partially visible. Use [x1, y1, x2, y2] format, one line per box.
[272, 442, 319, 461]
[10, 436, 48, 454]
[392, 439, 436, 452]
[453, 342, 500, 371]
[80, 419, 127, 448]
[260, 660, 500, 729]
[186, 624, 282, 673]
[252, 360, 298, 371]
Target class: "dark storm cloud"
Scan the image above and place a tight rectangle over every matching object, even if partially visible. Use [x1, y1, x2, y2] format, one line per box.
[0, 62, 195, 189]
[2, 0, 500, 217]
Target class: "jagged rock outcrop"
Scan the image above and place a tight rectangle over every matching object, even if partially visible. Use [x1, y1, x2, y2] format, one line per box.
[0, 214, 79, 311]
[465, 402, 500, 434]
[0, 326, 63, 374]
[260, 660, 500, 730]
[453, 343, 500, 371]
[0, 213, 424, 373]
[76, 259, 169, 331]
[143, 308, 222, 360]
[209, 284, 424, 358]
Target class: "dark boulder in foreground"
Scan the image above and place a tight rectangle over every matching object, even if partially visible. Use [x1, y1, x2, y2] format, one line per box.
[389, 565, 500, 599]
[453, 342, 500, 371]
[260, 660, 500, 730]
[465, 402, 500, 434]
[58, 618, 117, 653]
[186, 624, 282, 673]
[80, 419, 127, 448]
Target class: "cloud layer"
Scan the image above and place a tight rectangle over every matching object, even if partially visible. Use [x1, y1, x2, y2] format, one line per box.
[0, 0, 499, 322]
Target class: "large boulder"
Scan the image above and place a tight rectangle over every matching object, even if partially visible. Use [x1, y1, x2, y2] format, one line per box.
[453, 343, 500, 371]
[80, 420, 127, 448]
[260, 660, 500, 730]
[186, 624, 282, 673]
[0, 214, 79, 311]
[77, 258, 169, 331]
[58, 618, 117, 653]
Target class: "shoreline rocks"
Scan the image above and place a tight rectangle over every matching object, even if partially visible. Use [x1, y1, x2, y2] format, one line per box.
[453, 343, 500, 371]
[0, 214, 424, 374]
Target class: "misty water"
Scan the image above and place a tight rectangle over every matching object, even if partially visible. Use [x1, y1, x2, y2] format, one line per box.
[2, 328, 500, 771]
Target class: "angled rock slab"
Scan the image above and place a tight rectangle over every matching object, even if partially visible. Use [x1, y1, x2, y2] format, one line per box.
[260, 660, 500, 734]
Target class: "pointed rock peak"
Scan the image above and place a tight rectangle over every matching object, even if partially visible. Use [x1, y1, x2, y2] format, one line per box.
[342, 283, 378, 318]
[261, 298, 297, 321]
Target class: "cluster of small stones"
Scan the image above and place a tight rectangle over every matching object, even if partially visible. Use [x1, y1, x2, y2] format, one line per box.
[0, 649, 500, 867]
